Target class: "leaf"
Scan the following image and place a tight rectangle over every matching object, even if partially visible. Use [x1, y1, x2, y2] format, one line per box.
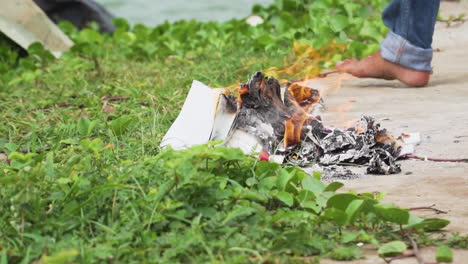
[326, 193, 358, 211]
[112, 18, 131, 31]
[341, 231, 358, 243]
[324, 182, 344, 193]
[1, 249, 6, 264]
[288, 167, 308, 185]
[302, 176, 325, 194]
[4, 142, 19, 153]
[360, 198, 378, 214]
[405, 218, 450, 231]
[239, 190, 267, 202]
[110, 115, 134, 136]
[27, 43, 55, 62]
[78, 117, 90, 136]
[406, 214, 425, 226]
[276, 191, 294, 207]
[245, 177, 257, 187]
[323, 208, 347, 226]
[41, 249, 79, 264]
[329, 14, 349, 32]
[259, 176, 277, 191]
[222, 206, 255, 225]
[313, 171, 322, 180]
[420, 218, 450, 231]
[255, 34, 274, 48]
[271, 210, 306, 223]
[9, 152, 34, 162]
[301, 201, 321, 213]
[57, 21, 76, 35]
[78, 117, 98, 137]
[378, 241, 407, 257]
[375, 192, 387, 201]
[345, 199, 364, 224]
[374, 204, 410, 225]
[297, 189, 316, 203]
[359, 21, 382, 42]
[80, 138, 104, 154]
[116, 32, 137, 44]
[78, 29, 104, 44]
[277, 170, 294, 191]
[213, 146, 245, 161]
[45, 152, 55, 179]
[436, 246, 453, 263]
[255, 161, 281, 179]
[357, 192, 374, 200]
[329, 246, 362, 261]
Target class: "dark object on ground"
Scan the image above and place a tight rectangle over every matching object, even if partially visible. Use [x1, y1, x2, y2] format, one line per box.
[228, 72, 402, 175]
[34, 0, 115, 33]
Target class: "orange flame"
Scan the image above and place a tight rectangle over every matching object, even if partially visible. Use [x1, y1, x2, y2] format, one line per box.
[224, 41, 347, 90]
[284, 113, 307, 148]
[283, 83, 320, 148]
[264, 41, 346, 81]
[228, 41, 357, 148]
[375, 130, 400, 147]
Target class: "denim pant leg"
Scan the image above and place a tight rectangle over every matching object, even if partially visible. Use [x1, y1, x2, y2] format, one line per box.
[380, 0, 441, 71]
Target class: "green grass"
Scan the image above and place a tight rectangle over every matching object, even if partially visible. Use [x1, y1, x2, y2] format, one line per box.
[0, 0, 457, 263]
[0, 44, 282, 153]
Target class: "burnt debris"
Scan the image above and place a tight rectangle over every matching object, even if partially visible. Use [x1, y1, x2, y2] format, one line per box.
[223, 72, 402, 175]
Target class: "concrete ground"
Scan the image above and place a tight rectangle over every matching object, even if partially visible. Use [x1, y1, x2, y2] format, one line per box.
[317, 2, 468, 263]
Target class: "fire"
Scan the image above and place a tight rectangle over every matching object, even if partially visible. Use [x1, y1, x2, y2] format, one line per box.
[235, 72, 323, 149]
[264, 41, 346, 81]
[284, 113, 307, 148]
[237, 83, 250, 103]
[283, 83, 321, 148]
[234, 70, 357, 149]
[288, 83, 321, 110]
[375, 129, 400, 147]
[217, 72, 403, 175]
[224, 41, 347, 91]
[238, 83, 249, 95]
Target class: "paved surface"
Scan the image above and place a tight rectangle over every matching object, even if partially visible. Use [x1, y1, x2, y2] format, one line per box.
[318, 2, 468, 263]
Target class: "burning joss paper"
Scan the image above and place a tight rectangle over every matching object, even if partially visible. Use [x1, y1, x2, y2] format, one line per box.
[216, 72, 402, 175]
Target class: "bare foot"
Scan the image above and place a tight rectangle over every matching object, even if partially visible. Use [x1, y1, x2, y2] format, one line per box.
[336, 51, 430, 87]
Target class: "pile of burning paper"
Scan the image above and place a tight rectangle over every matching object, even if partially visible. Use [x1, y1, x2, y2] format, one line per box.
[161, 72, 420, 175]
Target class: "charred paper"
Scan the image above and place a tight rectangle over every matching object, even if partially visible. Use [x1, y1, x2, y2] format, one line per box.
[215, 72, 403, 175]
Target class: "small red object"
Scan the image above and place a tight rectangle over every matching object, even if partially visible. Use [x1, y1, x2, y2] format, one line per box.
[259, 149, 270, 161]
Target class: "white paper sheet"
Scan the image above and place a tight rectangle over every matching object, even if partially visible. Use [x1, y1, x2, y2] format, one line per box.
[160, 80, 215, 150]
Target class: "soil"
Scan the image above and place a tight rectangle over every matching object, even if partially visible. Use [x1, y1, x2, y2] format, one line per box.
[316, 2, 468, 263]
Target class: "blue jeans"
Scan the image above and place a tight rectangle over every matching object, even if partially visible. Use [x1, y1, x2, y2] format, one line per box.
[380, 0, 440, 71]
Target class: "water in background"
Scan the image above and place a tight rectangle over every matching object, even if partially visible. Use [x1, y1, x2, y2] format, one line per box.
[97, 0, 274, 26]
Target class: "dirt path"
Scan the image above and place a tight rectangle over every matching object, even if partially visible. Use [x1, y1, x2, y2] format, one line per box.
[319, 2, 468, 263]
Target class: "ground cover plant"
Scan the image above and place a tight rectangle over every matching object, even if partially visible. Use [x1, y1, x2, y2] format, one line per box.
[0, 0, 463, 263]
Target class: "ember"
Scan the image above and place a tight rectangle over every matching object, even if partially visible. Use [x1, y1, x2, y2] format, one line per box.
[221, 72, 402, 175]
